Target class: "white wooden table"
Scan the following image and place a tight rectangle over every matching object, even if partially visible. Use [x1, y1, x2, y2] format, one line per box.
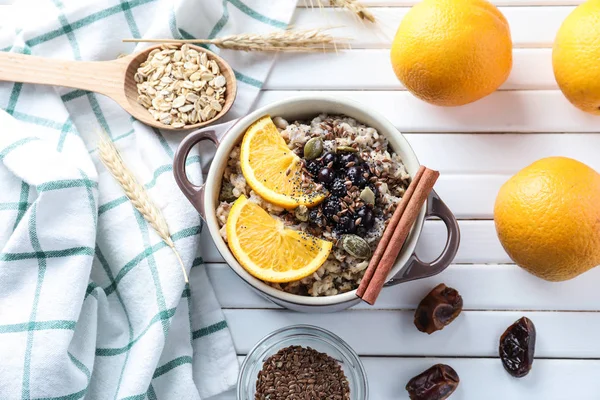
[3, 1, 600, 399]
[211, 2, 600, 399]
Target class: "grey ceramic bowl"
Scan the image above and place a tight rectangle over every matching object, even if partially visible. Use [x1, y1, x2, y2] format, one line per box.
[173, 95, 460, 312]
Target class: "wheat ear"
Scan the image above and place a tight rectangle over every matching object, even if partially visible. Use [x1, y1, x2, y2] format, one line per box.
[97, 134, 189, 283]
[317, 0, 376, 22]
[123, 28, 350, 52]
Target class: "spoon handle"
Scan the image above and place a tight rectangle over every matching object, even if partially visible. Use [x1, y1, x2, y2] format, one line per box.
[0, 52, 129, 99]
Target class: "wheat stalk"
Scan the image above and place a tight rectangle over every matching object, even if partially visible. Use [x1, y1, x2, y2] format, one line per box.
[317, 0, 376, 23]
[123, 28, 350, 52]
[97, 134, 189, 283]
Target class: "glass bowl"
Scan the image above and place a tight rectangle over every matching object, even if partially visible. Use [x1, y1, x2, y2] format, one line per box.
[237, 325, 368, 400]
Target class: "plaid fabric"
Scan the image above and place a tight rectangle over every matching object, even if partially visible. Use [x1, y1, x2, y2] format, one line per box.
[0, 0, 296, 399]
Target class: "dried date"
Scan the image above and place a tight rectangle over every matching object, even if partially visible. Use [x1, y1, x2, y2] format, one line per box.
[499, 316, 536, 378]
[406, 364, 460, 400]
[414, 283, 463, 334]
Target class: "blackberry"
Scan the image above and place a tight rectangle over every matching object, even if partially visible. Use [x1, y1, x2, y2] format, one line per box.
[346, 165, 361, 180]
[322, 197, 341, 219]
[305, 160, 322, 176]
[331, 179, 348, 197]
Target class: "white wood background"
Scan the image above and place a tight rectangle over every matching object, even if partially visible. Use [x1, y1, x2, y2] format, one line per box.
[226, 2, 600, 399]
[3, 1, 600, 399]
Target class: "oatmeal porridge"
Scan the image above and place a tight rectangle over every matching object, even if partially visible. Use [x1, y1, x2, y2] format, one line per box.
[216, 114, 410, 297]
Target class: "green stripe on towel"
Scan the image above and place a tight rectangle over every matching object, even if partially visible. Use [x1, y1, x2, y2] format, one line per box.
[152, 356, 193, 379]
[22, 205, 48, 399]
[26, 0, 158, 47]
[0, 320, 76, 334]
[192, 320, 228, 340]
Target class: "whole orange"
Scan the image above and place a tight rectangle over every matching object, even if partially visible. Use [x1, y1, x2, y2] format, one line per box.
[553, 0, 600, 115]
[390, 0, 512, 106]
[494, 157, 600, 282]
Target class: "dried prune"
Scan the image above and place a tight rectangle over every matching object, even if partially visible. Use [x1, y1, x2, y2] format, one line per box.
[499, 317, 536, 378]
[406, 364, 459, 400]
[414, 284, 463, 334]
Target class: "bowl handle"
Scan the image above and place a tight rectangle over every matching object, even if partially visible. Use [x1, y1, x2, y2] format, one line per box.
[173, 119, 237, 220]
[384, 189, 460, 287]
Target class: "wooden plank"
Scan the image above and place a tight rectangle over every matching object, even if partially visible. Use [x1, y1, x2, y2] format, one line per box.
[208, 263, 600, 311]
[213, 357, 600, 400]
[299, 0, 584, 6]
[201, 219, 510, 264]
[428, 174, 502, 219]
[255, 91, 600, 133]
[224, 309, 600, 357]
[290, 7, 572, 48]
[362, 357, 600, 400]
[406, 134, 600, 173]
[265, 49, 556, 91]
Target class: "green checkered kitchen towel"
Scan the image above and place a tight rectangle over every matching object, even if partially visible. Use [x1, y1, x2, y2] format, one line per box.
[0, 0, 297, 399]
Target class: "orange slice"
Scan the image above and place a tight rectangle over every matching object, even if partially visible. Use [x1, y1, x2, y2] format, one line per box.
[240, 115, 326, 209]
[226, 195, 333, 283]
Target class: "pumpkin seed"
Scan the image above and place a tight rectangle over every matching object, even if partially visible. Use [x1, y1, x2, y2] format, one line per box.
[336, 145, 358, 153]
[341, 234, 371, 259]
[219, 181, 237, 202]
[295, 205, 309, 221]
[303, 137, 324, 160]
[360, 187, 375, 205]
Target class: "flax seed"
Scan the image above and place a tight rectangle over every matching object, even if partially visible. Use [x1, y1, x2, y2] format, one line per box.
[255, 346, 350, 400]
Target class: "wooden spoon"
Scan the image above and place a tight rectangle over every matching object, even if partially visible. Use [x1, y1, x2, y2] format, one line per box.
[0, 44, 237, 131]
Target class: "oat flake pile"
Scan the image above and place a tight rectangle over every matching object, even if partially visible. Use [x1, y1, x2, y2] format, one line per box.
[0, 0, 297, 398]
[135, 44, 228, 128]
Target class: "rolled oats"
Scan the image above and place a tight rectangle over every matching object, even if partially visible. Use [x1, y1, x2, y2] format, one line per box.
[216, 114, 411, 297]
[135, 44, 227, 127]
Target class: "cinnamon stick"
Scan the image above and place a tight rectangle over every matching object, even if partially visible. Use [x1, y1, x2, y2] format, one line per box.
[356, 166, 426, 297]
[359, 167, 440, 305]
